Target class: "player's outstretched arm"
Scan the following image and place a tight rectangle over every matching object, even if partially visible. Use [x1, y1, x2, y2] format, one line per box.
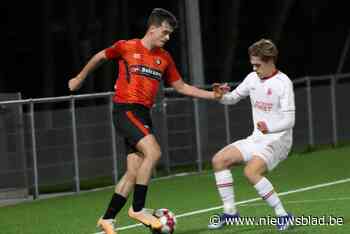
[171, 79, 225, 100]
[68, 50, 108, 91]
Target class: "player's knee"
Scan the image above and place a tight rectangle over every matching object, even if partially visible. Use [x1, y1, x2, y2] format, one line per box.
[211, 154, 219, 166]
[244, 166, 254, 179]
[153, 149, 161, 161]
[244, 166, 260, 184]
[212, 154, 225, 171]
[144, 148, 161, 162]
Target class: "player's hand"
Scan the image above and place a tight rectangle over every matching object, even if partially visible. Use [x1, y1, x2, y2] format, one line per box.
[212, 83, 230, 100]
[257, 121, 268, 134]
[68, 76, 84, 91]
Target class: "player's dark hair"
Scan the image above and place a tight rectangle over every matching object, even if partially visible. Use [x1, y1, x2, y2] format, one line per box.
[248, 39, 278, 63]
[147, 8, 178, 29]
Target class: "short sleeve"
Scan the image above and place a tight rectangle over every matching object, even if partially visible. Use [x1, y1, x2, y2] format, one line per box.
[280, 80, 295, 112]
[164, 53, 182, 85]
[104, 40, 125, 60]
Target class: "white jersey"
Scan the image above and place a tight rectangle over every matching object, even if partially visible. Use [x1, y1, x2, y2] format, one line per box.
[221, 71, 295, 146]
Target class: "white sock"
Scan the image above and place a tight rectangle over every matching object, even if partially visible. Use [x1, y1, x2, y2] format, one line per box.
[254, 177, 287, 217]
[215, 170, 237, 214]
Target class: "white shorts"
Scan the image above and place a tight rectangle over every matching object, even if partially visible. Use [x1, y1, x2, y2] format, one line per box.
[232, 136, 291, 171]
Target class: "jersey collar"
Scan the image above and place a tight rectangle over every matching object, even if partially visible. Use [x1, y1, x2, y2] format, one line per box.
[261, 69, 279, 80]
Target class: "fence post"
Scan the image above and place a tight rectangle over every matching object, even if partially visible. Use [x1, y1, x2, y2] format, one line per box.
[193, 98, 203, 172]
[161, 98, 171, 174]
[29, 101, 39, 199]
[306, 77, 314, 147]
[330, 75, 338, 145]
[109, 95, 118, 184]
[70, 97, 80, 194]
[224, 105, 231, 145]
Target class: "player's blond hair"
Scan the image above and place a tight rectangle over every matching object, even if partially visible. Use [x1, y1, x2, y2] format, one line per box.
[248, 39, 278, 63]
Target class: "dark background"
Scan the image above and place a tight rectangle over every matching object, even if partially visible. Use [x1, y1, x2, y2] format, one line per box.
[2, 0, 350, 99]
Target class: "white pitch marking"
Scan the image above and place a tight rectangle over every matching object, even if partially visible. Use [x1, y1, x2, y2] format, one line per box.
[240, 196, 350, 207]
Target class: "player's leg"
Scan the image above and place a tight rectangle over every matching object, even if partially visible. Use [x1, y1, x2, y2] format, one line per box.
[111, 105, 162, 229]
[117, 152, 144, 196]
[97, 153, 143, 234]
[245, 150, 292, 230]
[208, 144, 245, 229]
[212, 144, 244, 215]
[104, 152, 144, 218]
[243, 155, 267, 185]
[127, 134, 162, 229]
[134, 134, 161, 185]
[98, 104, 152, 234]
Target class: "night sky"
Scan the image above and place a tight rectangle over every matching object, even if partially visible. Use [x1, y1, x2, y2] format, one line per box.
[2, 0, 350, 99]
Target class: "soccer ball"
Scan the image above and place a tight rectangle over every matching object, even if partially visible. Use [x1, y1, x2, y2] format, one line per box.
[151, 208, 177, 234]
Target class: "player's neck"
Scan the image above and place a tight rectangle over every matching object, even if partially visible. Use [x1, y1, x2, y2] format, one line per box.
[140, 37, 156, 51]
[261, 68, 278, 80]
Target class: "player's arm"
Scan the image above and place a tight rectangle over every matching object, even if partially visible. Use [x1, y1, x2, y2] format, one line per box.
[268, 111, 295, 133]
[219, 77, 250, 105]
[218, 74, 253, 105]
[257, 111, 295, 134]
[165, 52, 224, 100]
[68, 50, 108, 91]
[171, 79, 223, 100]
[219, 89, 244, 105]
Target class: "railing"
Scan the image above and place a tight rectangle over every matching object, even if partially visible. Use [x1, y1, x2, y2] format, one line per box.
[0, 73, 349, 199]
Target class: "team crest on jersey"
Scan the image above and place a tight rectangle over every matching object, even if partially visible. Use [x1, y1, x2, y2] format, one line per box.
[267, 88, 272, 95]
[133, 53, 141, 59]
[155, 58, 162, 65]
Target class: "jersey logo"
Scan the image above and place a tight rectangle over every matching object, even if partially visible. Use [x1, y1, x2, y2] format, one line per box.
[254, 101, 273, 112]
[155, 58, 162, 65]
[129, 65, 163, 81]
[133, 53, 141, 59]
[267, 88, 272, 95]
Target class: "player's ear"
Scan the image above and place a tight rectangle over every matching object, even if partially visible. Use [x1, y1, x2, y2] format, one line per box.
[148, 25, 158, 33]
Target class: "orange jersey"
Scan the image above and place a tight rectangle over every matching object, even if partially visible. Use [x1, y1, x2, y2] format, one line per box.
[105, 39, 182, 108]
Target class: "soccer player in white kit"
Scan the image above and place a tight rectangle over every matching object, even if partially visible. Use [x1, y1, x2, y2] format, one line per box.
[208, 39, 295, 231]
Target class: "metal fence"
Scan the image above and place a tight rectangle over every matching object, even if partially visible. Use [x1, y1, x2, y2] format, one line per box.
[0, 73, 349, 200]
